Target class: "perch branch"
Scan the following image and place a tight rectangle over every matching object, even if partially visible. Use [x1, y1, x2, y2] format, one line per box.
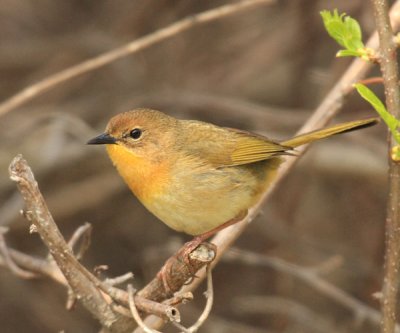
[138, 243, 216, 303]
[7, 155, 191, 332]
[6, 156, 218, 332]
[371, 1, 400, 333]
[0, 0, 274, 117]
[8, 155, 134, 332]
[0, 240, 179, 323]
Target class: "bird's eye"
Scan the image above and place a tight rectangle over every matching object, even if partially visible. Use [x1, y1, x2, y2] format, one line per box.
[129, 128, 142, 140]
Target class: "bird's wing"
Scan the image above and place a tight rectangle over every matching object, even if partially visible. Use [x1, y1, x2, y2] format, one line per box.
[181, 121, 291, 168]
[225, 128, 292, 166]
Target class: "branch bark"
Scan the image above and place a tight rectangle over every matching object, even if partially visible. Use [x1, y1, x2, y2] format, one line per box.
[370, 1, 400, 333]
[8, 155, 134, 332]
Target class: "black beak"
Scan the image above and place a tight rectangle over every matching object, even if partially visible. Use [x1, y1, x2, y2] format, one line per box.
[87, 133, 117, 145]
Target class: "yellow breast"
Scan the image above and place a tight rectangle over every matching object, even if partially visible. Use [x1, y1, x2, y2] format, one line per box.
[106, 144, 170, 203]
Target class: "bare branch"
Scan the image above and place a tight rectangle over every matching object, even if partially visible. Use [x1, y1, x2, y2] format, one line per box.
[187, 265, 214, 332]
[128, 285, 163, 333]
[170, 265, 214, 333]
[104, 272, 135, 287]
[138, 243, 216, 302]
[8, 154, 133, 332]
[164, 292, 194, 307]
[370, 1, 400, 333]
[0, 238, 182, 323]
[357, 76, 384, 86]
[1, 247, 66, 284]
[6, 156, 216, 330]
[233, 296, 339, 333]
[0, 0, 275, 117]
[224, 248, 399, 331]
[67, 222, 92, 261]
[0, 227, 37, 279]
[98, 282, 181, 322]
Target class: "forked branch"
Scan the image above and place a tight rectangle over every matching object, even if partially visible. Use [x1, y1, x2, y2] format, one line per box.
[6, 155, 216, 332]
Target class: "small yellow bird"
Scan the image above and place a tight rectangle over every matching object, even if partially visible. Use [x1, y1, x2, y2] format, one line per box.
[88, 109, 378, 244]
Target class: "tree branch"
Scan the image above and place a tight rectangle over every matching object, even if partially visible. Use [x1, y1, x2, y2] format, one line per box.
[370, 1, 400, 333]
[8, 155, 134, 332]
[6, 155, 217, 332]
[225, 248, 397, 331]
[0, 0, 274, 117]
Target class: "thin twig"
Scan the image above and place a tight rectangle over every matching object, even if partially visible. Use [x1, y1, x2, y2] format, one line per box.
[164, 292, 194, 306]
[65, 222, 92, 308]
[99, 281, 181, 322]
[357, 76, 384, 86]
[66, 287, 77, 310]
[233, 296, 338, 333]
[128, 285, 163, 333]
[0, 0, 274, 117]
[170, 321, 191, 333]
[224, 248, 397, 331]
[187, 265, 214, 332]
[67, 222, 92, 261]
[0, 227, 37, 279]
[104, 272, 134, 286]
[370, 1, 400, 333]
[171, 265, 214, 333]
[2, 247, 65, 284]
[0, 207, 183, 323]
[111, 304, 133, 318]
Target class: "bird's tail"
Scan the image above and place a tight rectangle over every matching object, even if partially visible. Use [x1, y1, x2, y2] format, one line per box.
[281, 117, 379, 148]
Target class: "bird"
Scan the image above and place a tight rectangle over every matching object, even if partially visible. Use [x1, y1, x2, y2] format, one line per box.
[87, 108, 378, 247]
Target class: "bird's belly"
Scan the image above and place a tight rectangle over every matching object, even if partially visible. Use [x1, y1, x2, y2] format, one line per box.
[146, 191, 245, 235]
[142, 158, 282, 235]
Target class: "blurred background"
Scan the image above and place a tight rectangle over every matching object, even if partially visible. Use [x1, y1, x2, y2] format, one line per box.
[0, 0, 390, 332]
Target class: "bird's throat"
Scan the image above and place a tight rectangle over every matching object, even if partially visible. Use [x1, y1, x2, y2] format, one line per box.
[106, 144, 169, 202]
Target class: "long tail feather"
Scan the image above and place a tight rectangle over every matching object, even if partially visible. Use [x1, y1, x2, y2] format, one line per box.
[281, 117, 379, 148]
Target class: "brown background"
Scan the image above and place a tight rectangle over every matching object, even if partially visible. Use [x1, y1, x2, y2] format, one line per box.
[0, 1, 389, 332]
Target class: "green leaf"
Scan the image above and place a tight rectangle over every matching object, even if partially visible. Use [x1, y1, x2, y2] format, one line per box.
[320, 9, 364, 51]
[355, 83, 400, 144]
[337, 49, 363, 57]
[343, 16, 363, 49]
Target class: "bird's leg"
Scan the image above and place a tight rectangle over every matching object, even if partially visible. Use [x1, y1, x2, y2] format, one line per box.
[158, 210, 248, 293]
[185, 209, 248, 258]
[190, 209, 248, 245]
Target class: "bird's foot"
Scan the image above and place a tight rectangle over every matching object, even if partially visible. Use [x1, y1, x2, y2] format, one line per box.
[157, 237, 216, 295]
